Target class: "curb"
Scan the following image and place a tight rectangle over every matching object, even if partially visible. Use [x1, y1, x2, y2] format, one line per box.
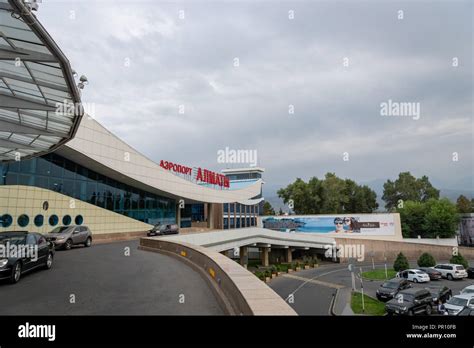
[329, 289, 339, 316]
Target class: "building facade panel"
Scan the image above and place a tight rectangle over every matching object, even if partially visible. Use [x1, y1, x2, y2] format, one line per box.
[0, 186, 152, 235]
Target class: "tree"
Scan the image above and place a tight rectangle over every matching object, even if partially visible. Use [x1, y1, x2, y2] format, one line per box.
[382, 172, 439, 211]
[277, 173, 378, 214]
[422, 198, 460, 238]
[393, 252, 409, 272]
[417, 253, 436, 267]
[344, 180, 378, 213]
[456, 195, 472, 213]
[397, 198, 459, 238]
[277, 178, 318, 214]
[397, 201, 429, 238]
[450, 253, 468, 269]
[262, 201, 275, 216]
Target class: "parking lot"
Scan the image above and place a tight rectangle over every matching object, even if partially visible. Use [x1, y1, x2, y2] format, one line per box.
[0, 240, 223, 315]
[269, 261, 474, 315]
[327, 263, 472, 299]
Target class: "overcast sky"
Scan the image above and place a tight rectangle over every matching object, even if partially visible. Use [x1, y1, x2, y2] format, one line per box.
[37, 0, 473, 194]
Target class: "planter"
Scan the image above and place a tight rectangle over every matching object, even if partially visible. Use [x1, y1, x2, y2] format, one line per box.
[287, 269, 294, 273]
[277, 272, 283, 276]
[271, 273, 277, 279]
[304, 265, 310, 270]
[265, 277, 271, 283]
[295, 267, 301, 271]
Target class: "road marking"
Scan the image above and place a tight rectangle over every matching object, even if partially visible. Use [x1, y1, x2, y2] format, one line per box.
[282, 273, 344, 290]
[282, 267, 350, 302]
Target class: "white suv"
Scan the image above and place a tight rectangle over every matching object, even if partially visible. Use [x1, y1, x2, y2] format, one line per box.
[433, 264, 468, 280]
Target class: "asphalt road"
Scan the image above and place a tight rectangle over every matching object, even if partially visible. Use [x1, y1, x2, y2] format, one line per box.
[269, 261, 474, 315]
[269, 263, 345, 315]
[0, 240, 223, 315]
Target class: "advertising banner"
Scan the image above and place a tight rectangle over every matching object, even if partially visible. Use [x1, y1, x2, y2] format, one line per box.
[262, 214, 396, 236]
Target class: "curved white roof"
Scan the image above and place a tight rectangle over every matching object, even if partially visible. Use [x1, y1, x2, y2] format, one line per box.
[0, 0, 83, 162]
[57, 115, 263, 204]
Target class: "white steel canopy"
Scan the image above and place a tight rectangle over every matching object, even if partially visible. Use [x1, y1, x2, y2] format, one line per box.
[0, 0, 83, 162]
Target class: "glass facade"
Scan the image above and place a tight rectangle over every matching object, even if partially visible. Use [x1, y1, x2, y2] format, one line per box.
[226, 173, 261, 180]
[191, 204, 204, 222]
[0, 153, 176, 225]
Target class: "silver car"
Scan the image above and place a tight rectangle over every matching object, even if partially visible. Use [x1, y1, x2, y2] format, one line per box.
[47, 225, 92, 250]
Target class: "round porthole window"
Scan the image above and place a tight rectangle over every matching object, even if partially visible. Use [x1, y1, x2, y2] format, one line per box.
[17, 214, 29, 227]
[62, 215, 72, 226]
[34, 214, 44, 227]
[49, 215, 59, 226]
[75, 215, 84, 225]
[1, 214, 13, 228]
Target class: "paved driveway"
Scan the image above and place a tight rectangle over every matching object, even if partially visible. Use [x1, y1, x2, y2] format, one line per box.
[0, 240, 223, 315]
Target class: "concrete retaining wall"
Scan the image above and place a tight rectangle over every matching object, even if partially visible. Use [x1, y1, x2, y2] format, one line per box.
[139, 237, 297, 316]
[336, 238, 474, 263]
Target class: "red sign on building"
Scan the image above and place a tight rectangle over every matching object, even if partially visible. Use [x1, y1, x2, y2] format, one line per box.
[160, 160, 230, 188]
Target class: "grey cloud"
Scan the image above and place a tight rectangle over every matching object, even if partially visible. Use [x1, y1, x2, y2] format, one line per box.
[37, 0, 473, 195]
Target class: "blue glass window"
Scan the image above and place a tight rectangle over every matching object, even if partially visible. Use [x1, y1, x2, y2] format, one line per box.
[49, 215, 59, 226]
[75, 215, 84, 225]
[0, 153, 176, 226]
[18, 214, 29, 227]
[34, 214, 44, 227]
[1, 214, 13, 228]
[63, 215, 72, 225]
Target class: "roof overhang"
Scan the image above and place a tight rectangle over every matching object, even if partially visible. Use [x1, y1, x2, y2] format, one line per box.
[0, 0, 83, 162]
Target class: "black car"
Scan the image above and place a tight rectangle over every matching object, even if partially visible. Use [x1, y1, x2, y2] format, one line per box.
[147, 224, 179, 237]
[376, 278, 411, 301]
[385, 288, 434, 316]
[467, 267, 474, 279]
[419, 267, 442, 280]
[0, 231, 54, 284]
[424, 285, 452, 305]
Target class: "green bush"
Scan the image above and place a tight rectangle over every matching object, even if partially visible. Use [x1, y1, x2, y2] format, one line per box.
[393, 252, 409, 272]
[254, 271, 265, 280]
[450, 253, 468, 269]
[417, 252, 436, 267]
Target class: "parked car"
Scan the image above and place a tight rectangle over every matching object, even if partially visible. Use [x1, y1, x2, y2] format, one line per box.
[424, 285, 452, 304]
[467, 267, 474, 279]
[460, 285, 474, 295]
[147, 224, 179, 237]
[385, 288, 434, 316]
[376, 278, 411, 301]
[444, 294, 474, 315]
[0, 231, 54, 284]
[46, 226, 92, 250]
[418, 267, 442, 280]
[396, 269, 430, 283]
[433, 264, 468, 280]
[457, 307, 474, 316]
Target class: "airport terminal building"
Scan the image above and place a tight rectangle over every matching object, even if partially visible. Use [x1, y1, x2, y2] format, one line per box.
[0, 0, 264, 237]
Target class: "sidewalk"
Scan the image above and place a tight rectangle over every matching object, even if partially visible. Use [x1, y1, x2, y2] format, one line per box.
[333, 287, 355, 315]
